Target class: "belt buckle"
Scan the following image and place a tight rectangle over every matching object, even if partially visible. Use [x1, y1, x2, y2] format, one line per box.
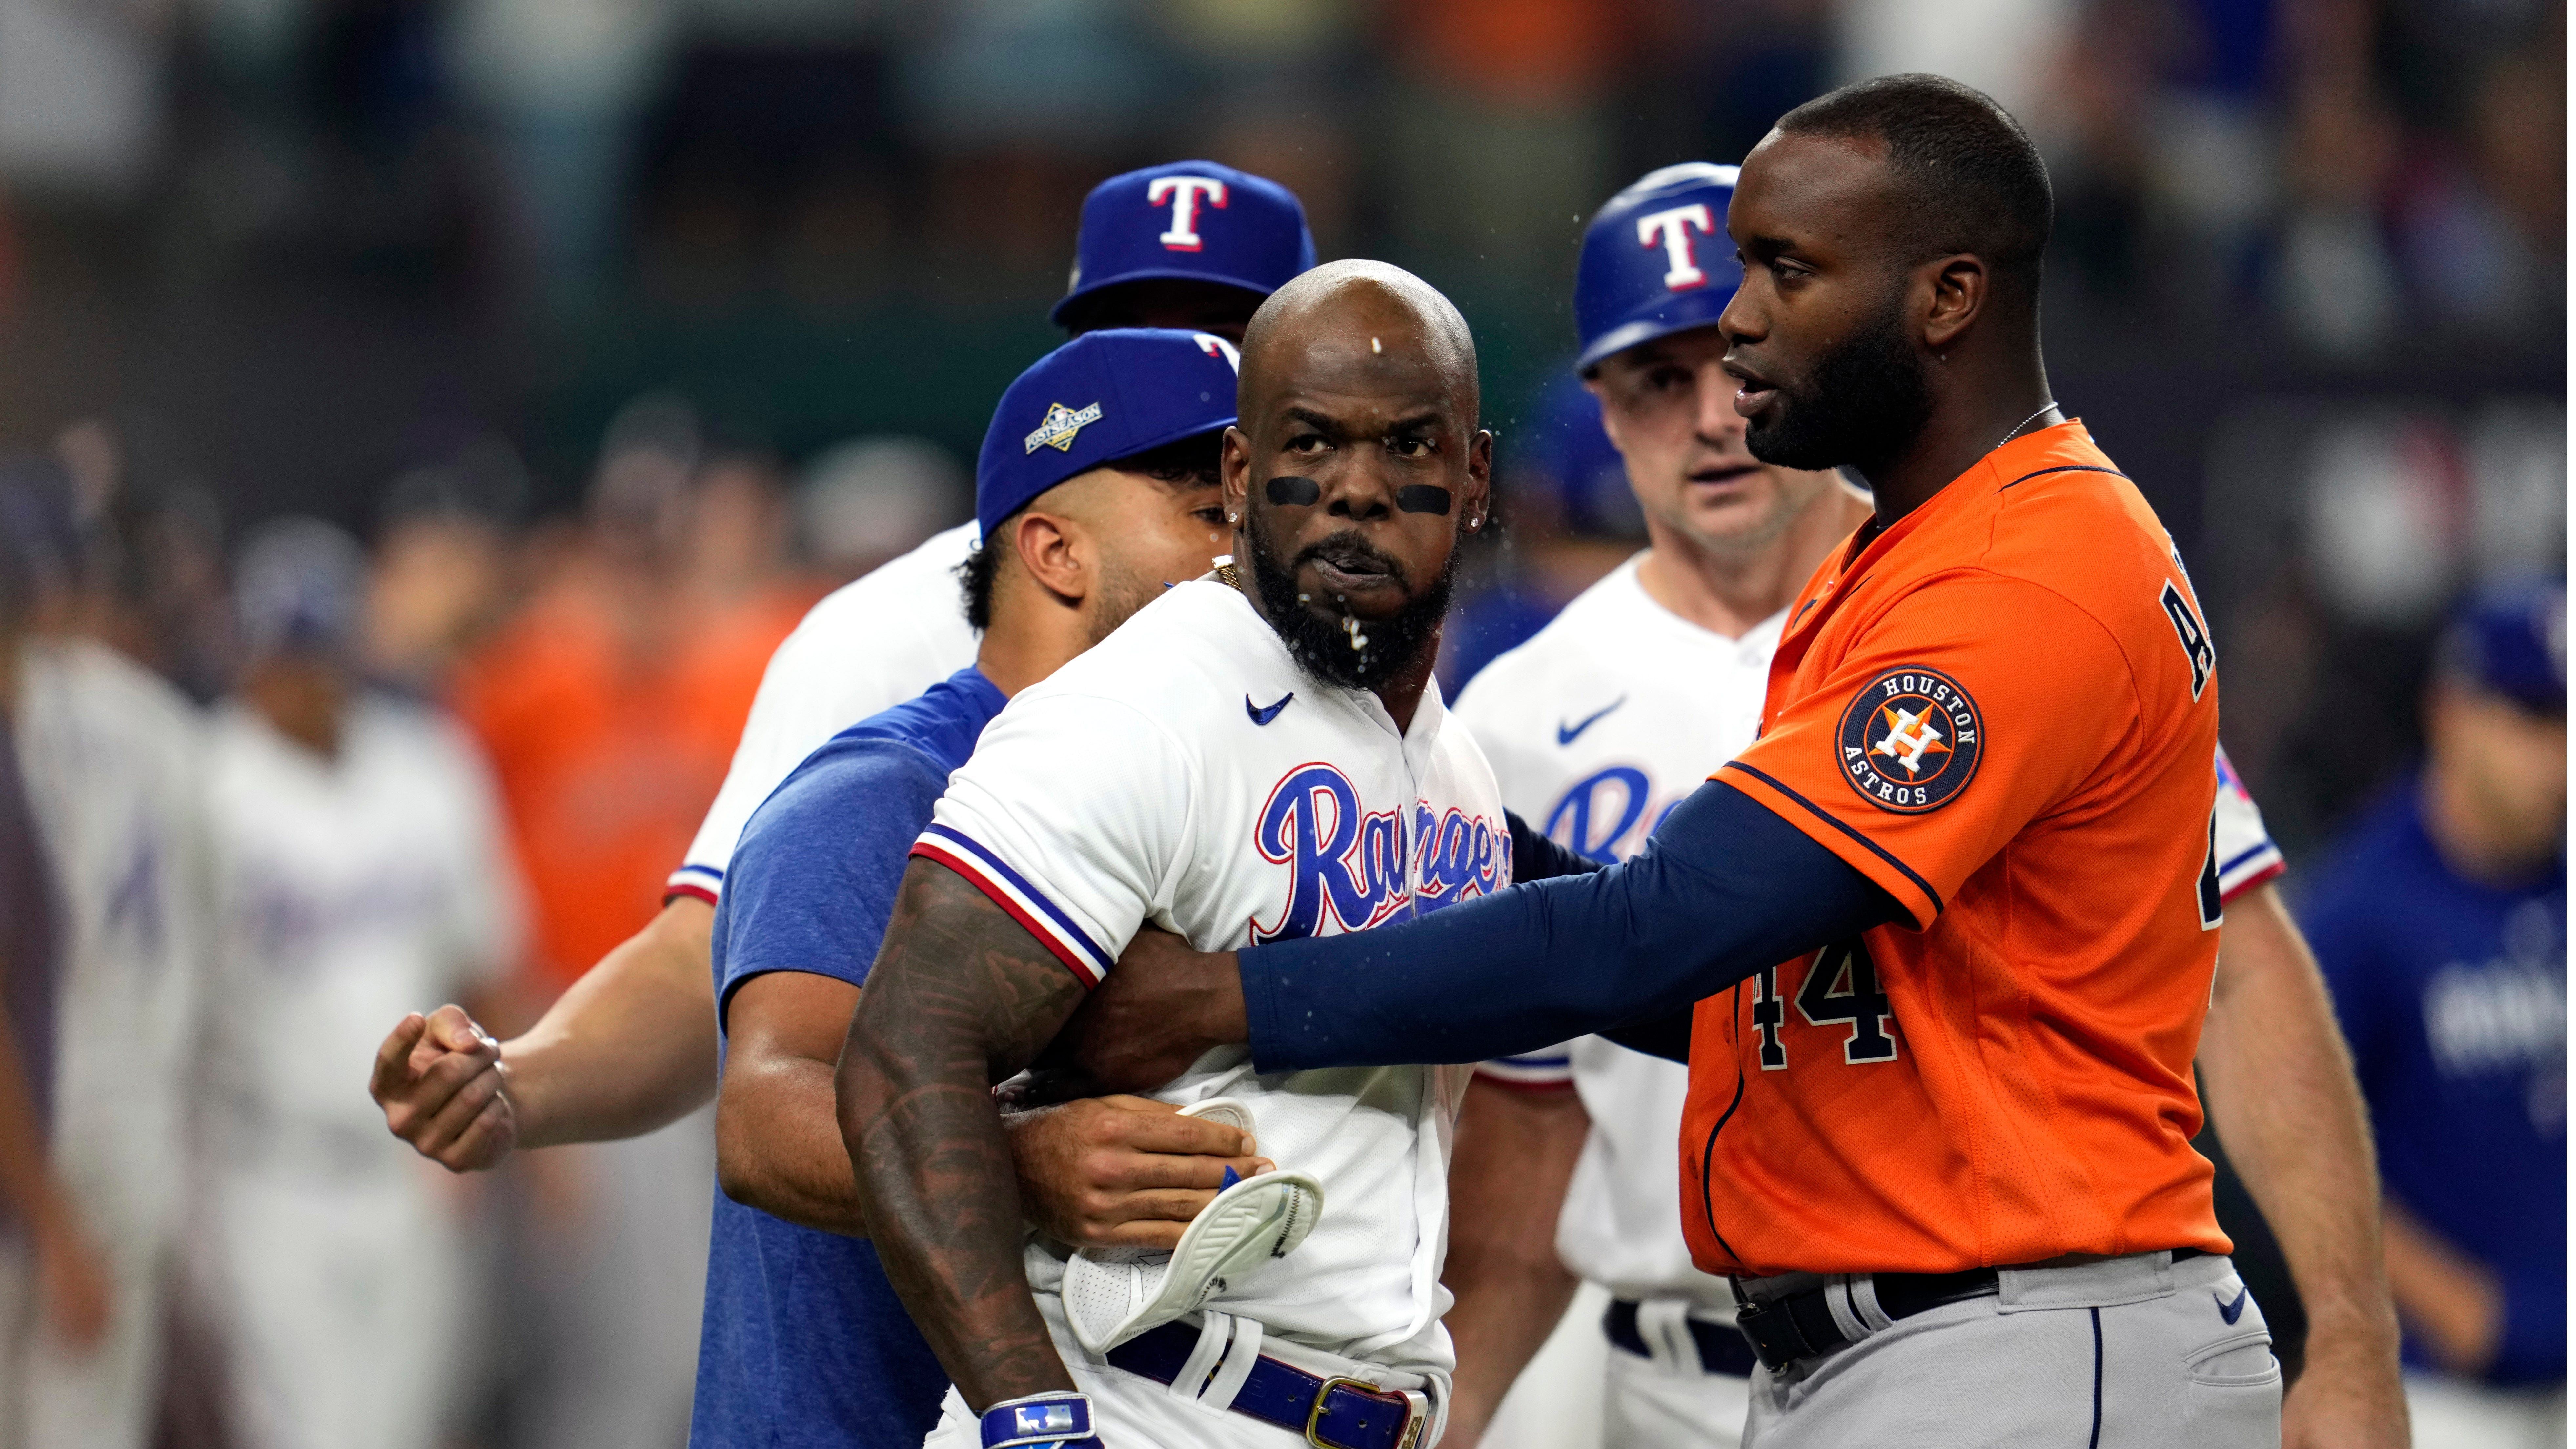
[1305, 1376, 1417, 1449]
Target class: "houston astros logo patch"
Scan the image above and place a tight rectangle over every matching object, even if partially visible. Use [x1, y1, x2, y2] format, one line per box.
[1838, 667, 1982, 813]
[1024, 401, 1104, 454]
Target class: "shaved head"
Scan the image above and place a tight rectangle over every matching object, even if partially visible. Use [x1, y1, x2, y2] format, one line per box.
[1240, 260, 1480, 428]
[1222, 259, 1491, 694]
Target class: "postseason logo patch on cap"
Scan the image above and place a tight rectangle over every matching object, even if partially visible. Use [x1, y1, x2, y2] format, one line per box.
[1839, 667, 1983, 813]
[1024, 401, 1105, 454]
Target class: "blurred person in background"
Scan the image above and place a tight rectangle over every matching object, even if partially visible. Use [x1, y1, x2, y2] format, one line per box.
[201, 518, 522, 1449]
[0, 457, 214, 1449]
[795, 435, 969, 584]
[2299, 579, 2566, 1449]
[440, 396, 758, 1449]
[364, 453, 525, 699]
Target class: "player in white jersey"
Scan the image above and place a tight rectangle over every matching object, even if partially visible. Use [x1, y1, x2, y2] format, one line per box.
[374, 161, 1319, 1201]
[0, 459, 214, 1449]
[837, 263, 1565, 1449]
[202, 521, 523, 1449]
[1441, 166, 2403, 1449]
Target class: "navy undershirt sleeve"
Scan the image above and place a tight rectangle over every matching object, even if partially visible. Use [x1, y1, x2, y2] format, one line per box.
[713, 739, 953, 1033]
[1244, 779, 1901, 1071]
[1506, 809, 1606, 882]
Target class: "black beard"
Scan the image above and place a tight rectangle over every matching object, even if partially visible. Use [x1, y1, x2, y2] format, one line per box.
[1243, 512, 1454, 691]
[1744, 288, 1932, 474]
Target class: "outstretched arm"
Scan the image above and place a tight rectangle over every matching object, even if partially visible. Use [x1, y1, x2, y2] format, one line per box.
[373, 896, 718, 1170]
[835, 857, 1090, 1411]
[2198, 884, 2406, 1449]
[1065, 780, 1897, 1089]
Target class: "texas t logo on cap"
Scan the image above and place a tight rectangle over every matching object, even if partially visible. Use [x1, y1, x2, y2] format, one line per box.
[1148, 175, 1227, 251]
[1024, 401, 1105, 455]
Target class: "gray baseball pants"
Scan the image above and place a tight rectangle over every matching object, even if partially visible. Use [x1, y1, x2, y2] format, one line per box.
[1740, 1250, 2281, 1447]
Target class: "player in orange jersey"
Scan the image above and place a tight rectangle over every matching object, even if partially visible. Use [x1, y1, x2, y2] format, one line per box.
[1046, 75, 2380, 1446]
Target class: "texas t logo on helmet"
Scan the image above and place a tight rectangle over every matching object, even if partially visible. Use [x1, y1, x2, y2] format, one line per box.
[1634, 202, 1719, 290]
[1573, 162, 1745, 372]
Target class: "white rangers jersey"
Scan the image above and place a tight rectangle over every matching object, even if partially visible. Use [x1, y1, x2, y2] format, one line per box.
[919, 578, 1512, 1375]
[667, 522, 979, 904]
[12, 639, 214, 1256]
[1457, 554, 2286, 1306]
[204, 695, 522, 1152]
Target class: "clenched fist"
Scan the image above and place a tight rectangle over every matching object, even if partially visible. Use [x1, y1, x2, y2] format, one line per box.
[370, 1004, 514, 1171]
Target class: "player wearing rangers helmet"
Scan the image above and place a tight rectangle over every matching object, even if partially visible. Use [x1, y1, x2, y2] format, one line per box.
[1440, 166, 2404, 1448]
[1050, 77, 2404, 1448]
[371, 159, 1315, 1183]
[837, 262, 1567, 1449]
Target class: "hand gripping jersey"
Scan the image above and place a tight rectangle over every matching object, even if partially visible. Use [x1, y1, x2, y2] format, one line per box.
[918, 579, 1512, 1376]
[1685, 422, 2232, 1278]
[666, 522, 980, 904]
[1461, 556, 2289, 1303]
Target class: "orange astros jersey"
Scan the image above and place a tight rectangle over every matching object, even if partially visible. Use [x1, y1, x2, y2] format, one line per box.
[1681, 421, 2230, 1278]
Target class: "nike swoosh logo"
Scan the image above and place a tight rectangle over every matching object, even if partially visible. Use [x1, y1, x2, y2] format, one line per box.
[1556, 696, 1627, 746]
[2215, 1286, 2249, 1324]
[1246, 692, 1294, 726]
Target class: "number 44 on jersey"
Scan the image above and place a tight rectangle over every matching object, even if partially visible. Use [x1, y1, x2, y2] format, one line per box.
[1750, 938, 1900, 1070]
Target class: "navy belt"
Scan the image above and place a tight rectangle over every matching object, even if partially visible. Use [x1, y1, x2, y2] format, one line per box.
[1603, 1300, 1760, 1378]
[1104, 1320, 1426, 1449]
[1732, 1248, 2207, 1372]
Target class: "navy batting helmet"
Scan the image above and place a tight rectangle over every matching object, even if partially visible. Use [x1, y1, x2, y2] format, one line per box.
[1574, 163, 1742, 373]
[1052, 161, 1315, 328]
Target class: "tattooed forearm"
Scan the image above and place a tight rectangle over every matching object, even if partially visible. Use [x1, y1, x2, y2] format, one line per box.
[834, 858, 1092, 1411]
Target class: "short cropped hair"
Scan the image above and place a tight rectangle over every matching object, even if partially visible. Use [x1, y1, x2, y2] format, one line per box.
[955, 429, 1224, 630]
[1776, 74, 2054, 299]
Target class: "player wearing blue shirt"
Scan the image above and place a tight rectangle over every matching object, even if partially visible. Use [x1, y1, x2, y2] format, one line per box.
[689, 332, 1263, 1448]
[2299, 581, 2565, 1440]
[697, 668, 1007, 1443]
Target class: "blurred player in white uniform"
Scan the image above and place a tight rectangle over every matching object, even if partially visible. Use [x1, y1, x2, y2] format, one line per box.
[1446, 166, 2404, 1449]
[0, 458, 214, 1449]
[840, 264, 1556, 1449]
[203, 521, 521, 1449]
[376, 159, 1319, 1178]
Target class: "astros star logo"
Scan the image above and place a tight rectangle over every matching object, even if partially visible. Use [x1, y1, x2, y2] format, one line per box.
[1872, 705, 1952, 776]
[1837, 667, 1984, 814]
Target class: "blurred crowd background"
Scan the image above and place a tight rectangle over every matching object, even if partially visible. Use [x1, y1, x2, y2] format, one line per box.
[0, 0, 2560, 1445]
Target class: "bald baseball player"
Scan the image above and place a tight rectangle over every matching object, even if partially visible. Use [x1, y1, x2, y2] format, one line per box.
[369, 161, 1316, 1201]
[835, 261, 1593, 1449]
[1054, 76, 2318, 1446]
[1442, 166, 2404, 1449]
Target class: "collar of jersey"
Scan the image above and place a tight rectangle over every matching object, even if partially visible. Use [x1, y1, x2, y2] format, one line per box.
[1831, 419, 2095, 581]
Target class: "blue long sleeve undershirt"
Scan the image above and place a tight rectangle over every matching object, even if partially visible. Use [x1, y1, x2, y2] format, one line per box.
[1243, 779, 1902, 1072]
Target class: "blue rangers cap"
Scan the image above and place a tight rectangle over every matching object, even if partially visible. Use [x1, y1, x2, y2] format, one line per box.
[1574, 162, 1743, 373]
[2437, 578, 2566, 714]
[976, 328, 1241, 538]
[234, 516, 367, 661]
[1051, 161, 1315, 327]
